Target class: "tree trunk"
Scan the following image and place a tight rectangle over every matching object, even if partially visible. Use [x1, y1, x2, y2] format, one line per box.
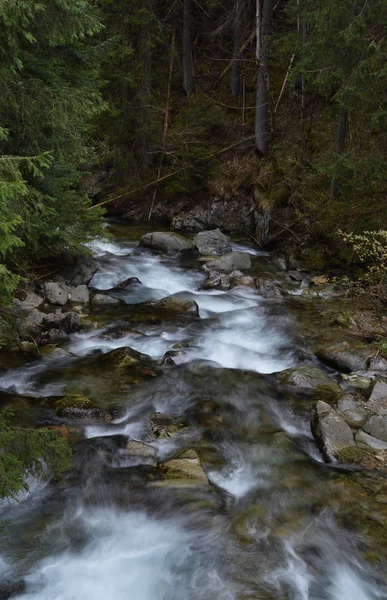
[183, 0, 194, 96]
[231, 0, 242, 96]
[330, 105, 348, 199]
[255, 0, 272, 156]
[138, 18, 153, 167]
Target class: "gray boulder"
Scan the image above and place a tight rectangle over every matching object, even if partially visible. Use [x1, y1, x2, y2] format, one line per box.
[202, 271, 231, 290]
[363, 415, 387, 442]
[44, 282, 70, 306]
[312, 400, 355, 460]
[43, 311, 82, 333]
[13, 292, 44, 312]
[59, 255, 98, 286]
[151, 296, 199, 316]
[355, 430, 387, 451]
[256, 282, 284, 298]
[205, 251, 251, 273]
[193, 229, 231, 256]
[139, 232, 196, 254]
[337, 394, 368, 428]
[367, 380, 387, 414]
[229, 271, 256, 289]
[70, 285, 89, 304]
[279, 366, 341, 394]
[26, 308, 45, 327]
[91, 294, 120, 307]
[316, 342, 387, 373]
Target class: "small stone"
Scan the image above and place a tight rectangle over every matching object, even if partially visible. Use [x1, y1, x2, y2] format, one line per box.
[70, 285, 89, 304]
[367, 381, 387, 414]
[337, 394, 368, 428]
[363, 415, 387, 442]
[13, 292, 44, 312]
[355, 429, 387, 451]
[91, 294, 120, 306]
[150, 412, 188, 439]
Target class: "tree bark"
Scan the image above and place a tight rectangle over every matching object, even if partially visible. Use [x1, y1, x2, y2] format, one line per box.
[255, 0, 272, 156]
[138, 17, 153, 167]
[183, 0, 194, 96]
[231, 0, 242, 96]
[330, 105, 348, 199]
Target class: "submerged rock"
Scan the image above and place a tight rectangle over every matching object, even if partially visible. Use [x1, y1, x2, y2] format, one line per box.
[156, 449, 209, 487]
[205, 251, 251, 273]
[150, 412, 188, 439]
[229, 270, 256, 289]
[112, 277, 142, 290]
[256, 282, 284, 298]
[150, 296, 199, 316]
[193, 229, 231, 256]
[124, 440, 157, 466]
[139, 231, 196, 254]
[278, 366, 341, 394]
[311, 400, 355, 461]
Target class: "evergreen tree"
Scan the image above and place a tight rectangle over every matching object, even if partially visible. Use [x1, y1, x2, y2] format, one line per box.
[0, 0, 105, 303]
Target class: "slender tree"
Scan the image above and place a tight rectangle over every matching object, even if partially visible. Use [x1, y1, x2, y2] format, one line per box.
[183, 0, 195, 96]
[255, 0, 272, 155]
[231, 0, 243, 96]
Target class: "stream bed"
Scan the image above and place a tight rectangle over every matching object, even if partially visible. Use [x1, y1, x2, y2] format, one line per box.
[0, 222, 386, 599]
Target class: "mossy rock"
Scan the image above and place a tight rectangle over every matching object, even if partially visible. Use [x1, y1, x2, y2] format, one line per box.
[55, 395, 111, 421]
[278, 366, 341, 394]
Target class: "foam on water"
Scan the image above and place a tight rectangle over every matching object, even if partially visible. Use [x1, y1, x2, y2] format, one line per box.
[86, 237, 133, 257]
[14, 509, 233, 600]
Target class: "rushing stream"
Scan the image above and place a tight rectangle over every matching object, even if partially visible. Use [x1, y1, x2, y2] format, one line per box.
[0, 222, 386, 599]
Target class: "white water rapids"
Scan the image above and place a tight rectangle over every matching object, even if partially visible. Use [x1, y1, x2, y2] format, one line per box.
[0, 225, 386, 600]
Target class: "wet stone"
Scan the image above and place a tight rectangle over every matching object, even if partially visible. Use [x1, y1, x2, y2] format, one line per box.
[278, 366, 341, 394]
[139, 231, 196, 254]
[156, 449, 209, 487]
[363, 415, 387, 442]
[124, 441, 157, 466]
[367, 380, 387, 414]
[312, 400, 355, 461]
[355, 430, 387, 451]
[205, 251, 251, 273]
[337, 394, 368, 428]
[150, 412, 188, 439]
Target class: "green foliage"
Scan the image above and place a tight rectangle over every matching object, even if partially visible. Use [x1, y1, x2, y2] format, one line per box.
[0, 0, 106, 304]
[0, 409, 71, 501]
[340, 230, 387, 302]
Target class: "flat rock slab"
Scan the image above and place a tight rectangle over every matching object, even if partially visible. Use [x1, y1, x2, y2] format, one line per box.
[205, 251, 251, 273]
[139, 232, 196, 254]
[355, 429, 387, 451]
[156, 450, 209, 487]
[279, 366, 341, 394]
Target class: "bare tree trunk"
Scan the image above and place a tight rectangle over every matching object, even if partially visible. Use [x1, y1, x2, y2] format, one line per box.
[231, 0, 242, 96]
[330, 105, 348, 199]
[183, 0, 194, 96]
[138, 18, 153, 167]
[255, 0, 272, 155]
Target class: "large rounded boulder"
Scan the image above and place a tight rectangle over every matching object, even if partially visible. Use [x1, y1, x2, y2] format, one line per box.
[139, 232, 196, 254]
[193, 229, 231, 256]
